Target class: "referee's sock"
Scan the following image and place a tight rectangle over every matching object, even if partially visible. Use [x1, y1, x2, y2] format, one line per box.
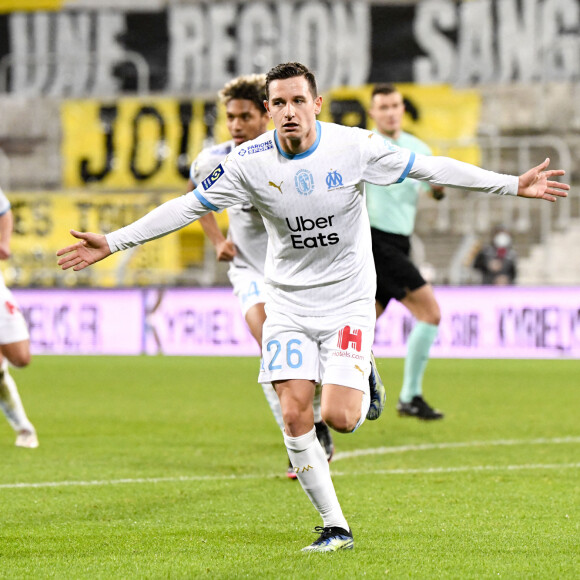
[399, 321, 438, 403]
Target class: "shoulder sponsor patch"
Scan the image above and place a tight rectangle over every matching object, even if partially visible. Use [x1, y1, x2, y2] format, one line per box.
[201, 164, 225, 191]
[242, 141, 274, 156]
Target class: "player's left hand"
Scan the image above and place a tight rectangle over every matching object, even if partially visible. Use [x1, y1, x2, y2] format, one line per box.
[518, 158, 570, 202]
[56, 230, 111, 271]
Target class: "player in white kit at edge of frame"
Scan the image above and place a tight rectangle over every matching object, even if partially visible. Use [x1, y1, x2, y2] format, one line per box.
[0, 187, 38, 449]
[57, 62, 569, 553]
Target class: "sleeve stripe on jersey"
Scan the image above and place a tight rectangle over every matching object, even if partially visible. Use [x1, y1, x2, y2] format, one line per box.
[395, 151, 416, 184]
[193, 188, 219, 212]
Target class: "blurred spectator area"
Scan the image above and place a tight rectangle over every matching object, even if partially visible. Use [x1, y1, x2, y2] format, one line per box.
[0, 82, 579, 288]
[2, 190, 230, 288]
[413, 83, 580, 286]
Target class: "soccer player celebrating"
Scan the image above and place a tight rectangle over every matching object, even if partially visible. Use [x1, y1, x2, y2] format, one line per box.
[57, 62, 569, 552]
[367, 84, 445, 420]
[188, 74, 335, 477]
[0, 187, 38, 448]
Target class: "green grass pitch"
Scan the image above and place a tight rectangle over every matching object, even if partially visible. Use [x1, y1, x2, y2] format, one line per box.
[1, 356, 578, 578]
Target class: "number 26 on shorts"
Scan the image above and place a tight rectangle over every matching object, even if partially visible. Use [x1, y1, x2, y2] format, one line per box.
[265, 339, 303, 370]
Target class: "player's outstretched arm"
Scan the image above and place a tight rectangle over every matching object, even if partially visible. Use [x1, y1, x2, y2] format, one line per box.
[517, 158, 570, 202]
[408, 154, 570, 200]
[57, 230, 111, 271]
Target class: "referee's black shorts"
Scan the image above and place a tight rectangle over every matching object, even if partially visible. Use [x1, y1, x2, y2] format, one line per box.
[371, 228, 427, 309]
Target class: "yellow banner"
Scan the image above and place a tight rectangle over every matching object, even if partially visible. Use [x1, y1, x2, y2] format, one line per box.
[7, 192, 229, 287]
[319, 84, 481, 165]
[0, 0, 63, 13]
[62, 97, 235, 190]
[62, 85, 481, 190]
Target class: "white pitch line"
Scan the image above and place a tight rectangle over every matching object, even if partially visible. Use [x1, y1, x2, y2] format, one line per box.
[332, 436, 580, 462]
[329, 463, 580, 477]
[1, 462, 579, 490]
[2, 438, 578, 490]
[0, 473, 262, 490]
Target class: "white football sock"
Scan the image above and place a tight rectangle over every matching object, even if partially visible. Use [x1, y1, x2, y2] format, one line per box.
[353, 387, 370, 432]
[261, 383, 284, 431]
[313, 383, 322, 423]
[0, 363, 34, 433]
[284, 426, 349, 530]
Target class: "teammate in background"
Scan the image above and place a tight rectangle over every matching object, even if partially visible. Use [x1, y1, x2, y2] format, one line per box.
[187, 74, 334, 478]
[0, 187, 38, 448]
[57, 62, 568, 552]
[367, 84, 445, 420]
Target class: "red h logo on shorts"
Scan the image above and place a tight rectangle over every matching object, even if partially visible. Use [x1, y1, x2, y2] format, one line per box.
[338, 325, 362, 351]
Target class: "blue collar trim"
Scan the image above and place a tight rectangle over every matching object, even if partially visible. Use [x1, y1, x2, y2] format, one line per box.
[274, 121, 322, 160]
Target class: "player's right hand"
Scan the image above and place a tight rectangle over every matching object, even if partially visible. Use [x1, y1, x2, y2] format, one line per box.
[56, 230, 112, 271]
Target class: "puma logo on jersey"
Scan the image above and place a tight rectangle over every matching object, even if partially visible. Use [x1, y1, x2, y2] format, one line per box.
[354, 364, 364, 376]
[268, 180, 284, 194]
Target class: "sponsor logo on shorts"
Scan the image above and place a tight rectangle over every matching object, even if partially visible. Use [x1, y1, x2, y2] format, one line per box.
[201, 164, 224, 191]
[5, 301, 18, 315]
[338, 325, 362, 352]
[294, 169, 315, 196]
[332, 350, 364, 361]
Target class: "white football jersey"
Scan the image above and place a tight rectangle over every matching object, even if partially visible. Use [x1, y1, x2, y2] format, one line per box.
[191, 141, 268, 275]
[108, 120, 517, 316]
[192, 121, 413, 315]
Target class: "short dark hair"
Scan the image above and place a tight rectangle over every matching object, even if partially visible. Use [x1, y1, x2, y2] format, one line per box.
[265, 62, 318, 100]
[218, 74, 267, 114]
[371, 83, 399, 98]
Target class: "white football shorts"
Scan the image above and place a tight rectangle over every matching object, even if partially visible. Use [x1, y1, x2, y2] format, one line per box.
[258, 303, 375, 392]
[0, 286, 29, 345]
[228, 266, 267, 317]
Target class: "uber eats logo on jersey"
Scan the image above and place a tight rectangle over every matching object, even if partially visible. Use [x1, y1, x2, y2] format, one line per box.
[285, 215, 339, 249]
